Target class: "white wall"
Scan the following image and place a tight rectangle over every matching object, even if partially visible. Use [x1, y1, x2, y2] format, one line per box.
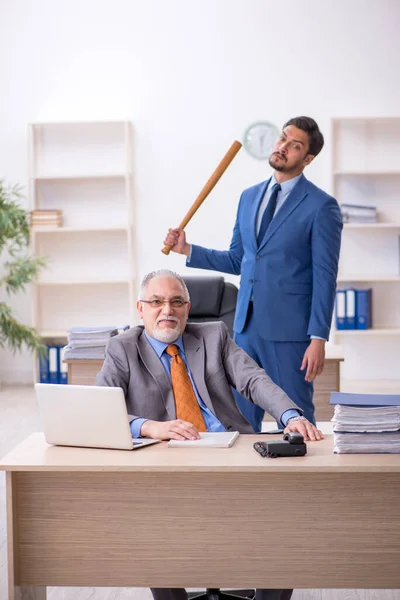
[1, 0, 400, 383]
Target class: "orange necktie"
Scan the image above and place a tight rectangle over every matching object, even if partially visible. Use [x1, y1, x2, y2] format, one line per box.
[165, 344, 207, 432]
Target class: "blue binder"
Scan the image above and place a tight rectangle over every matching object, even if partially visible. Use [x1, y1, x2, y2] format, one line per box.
[345, 289, 356, 329]
[335, 290, 347, 330]
[58, 345, 68, 384]
[356, 289, 372, 329]
[38, 349, 49, 383]
[48, 346, 59, 384]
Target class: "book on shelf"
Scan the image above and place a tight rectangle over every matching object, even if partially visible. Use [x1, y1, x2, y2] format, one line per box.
[330, 392, 400, 454]
[31, 209, 63, 228]
[340, 203, 378, 223]
[335, 288, 372, 330]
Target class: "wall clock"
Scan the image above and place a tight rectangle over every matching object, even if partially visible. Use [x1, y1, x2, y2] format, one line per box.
[243, 121, 279, 160]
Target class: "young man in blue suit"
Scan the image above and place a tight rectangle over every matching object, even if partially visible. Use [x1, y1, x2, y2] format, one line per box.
[164, 116, 342, 431]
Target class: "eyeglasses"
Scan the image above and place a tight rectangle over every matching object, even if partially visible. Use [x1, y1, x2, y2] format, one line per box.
[140, 299, 189, 309]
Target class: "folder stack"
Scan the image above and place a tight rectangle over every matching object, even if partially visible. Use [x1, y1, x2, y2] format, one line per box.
[340, 203, 378, 223]
[38, 345, 68, 384]
[330, 392, 400, 454]
[63, 325, 130, 360]
[30, 209, 63, 228]
[335, 288, 372, 330]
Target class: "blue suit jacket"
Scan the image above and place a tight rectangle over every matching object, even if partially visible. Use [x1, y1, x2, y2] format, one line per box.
[187, 174, 342, 342]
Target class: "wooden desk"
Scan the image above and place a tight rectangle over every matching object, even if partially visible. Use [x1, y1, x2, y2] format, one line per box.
[1, 433, 399, 600]
[65, 345, 344, 422]
[65, 358, 103, 386]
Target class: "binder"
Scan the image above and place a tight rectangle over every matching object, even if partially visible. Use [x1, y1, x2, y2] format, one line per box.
[58, 346, 68, 384]
[335, 290, 347, 329]
[345, 289, 356, 329]
[356, 289, 372, 329]
[330, 392, 400, 406]
[38, 348, 49, 383]
[48, 346, 59, 384]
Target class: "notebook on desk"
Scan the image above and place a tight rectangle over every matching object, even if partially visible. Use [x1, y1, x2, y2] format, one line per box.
[35, 383, 160, 451]
[168, 431, 239, 448]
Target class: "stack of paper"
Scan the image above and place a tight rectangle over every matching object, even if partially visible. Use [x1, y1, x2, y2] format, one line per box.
[333, 431, 400, 454]
[63, 325, 129, 360]
[330, 392, 400, 454]
[340, 203, 378, 223]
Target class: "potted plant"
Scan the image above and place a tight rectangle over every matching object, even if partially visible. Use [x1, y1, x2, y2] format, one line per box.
[0, 179, 46, 353]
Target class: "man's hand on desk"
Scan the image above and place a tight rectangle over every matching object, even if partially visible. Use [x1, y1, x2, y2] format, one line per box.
[284, 417, 324, 442]
[140, 419, 201, 441]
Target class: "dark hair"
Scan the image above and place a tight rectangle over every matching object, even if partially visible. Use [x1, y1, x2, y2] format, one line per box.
[283, 116, 324, 157]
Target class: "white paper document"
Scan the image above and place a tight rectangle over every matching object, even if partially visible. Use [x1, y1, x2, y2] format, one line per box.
[168, 431, 239, 448]
[332, 404, 400, 454]
[332, 404, 400, 432]
[333, 432, 400, 454]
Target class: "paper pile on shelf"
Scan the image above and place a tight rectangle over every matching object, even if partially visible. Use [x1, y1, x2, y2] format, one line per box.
[31, 209, 63, 227]
[340, 203, 378, 223]
[63, 325, 130, 360]
[331, 400, 400, 454]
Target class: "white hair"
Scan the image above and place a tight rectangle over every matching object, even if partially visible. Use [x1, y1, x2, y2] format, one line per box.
[139, 269, 190, 301]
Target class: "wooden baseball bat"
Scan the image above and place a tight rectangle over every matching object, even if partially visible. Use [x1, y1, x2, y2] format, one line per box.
[161, 140, 242, 255]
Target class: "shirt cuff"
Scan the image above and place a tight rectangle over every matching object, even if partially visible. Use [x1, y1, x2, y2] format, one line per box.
[281, 409, 302, 427]
[130, 418, 148, 438]
[186, 244, 193, 264]
[310, 335, 326, 340]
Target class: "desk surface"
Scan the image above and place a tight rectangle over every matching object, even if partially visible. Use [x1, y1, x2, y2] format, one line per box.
[1, 432, 399, 473]
[3, 433, 400, 591]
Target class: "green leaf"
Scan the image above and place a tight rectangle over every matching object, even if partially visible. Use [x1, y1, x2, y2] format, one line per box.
[1, 255, 48, 295]
[0, 179, 48, 355]
[0, 302, 46, 355]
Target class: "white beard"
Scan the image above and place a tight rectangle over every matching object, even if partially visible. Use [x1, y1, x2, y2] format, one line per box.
[151, 322, 181, 343]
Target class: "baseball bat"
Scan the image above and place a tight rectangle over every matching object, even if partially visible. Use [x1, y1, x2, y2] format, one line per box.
[161, 140, 242, 255]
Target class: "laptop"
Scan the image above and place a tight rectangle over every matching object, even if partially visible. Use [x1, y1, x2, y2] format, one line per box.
[35, 383, 160, 450]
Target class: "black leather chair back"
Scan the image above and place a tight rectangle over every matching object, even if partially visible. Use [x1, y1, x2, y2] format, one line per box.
[182, 276, 238, 336]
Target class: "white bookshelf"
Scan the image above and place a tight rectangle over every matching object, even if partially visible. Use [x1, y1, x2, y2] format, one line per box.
[344, 223, 400, 229]
[332, 117, 400, 391]
[29, 121, 136, 377]
[336, 327, 400, 336]
[337, 276, 400, 282]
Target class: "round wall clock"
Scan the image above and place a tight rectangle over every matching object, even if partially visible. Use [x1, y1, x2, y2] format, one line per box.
[243, 121, 279, 160]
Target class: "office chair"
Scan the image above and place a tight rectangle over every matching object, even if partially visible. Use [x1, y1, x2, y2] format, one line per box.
[182, 277, 253, 600]
[182, 276, 238, 336]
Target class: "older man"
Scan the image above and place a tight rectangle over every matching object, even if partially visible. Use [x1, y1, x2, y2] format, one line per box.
[96, 269, 323, 600]
[96, 269, 322, 443]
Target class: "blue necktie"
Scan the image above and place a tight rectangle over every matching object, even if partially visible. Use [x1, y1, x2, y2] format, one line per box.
[257, 183, 281, 246]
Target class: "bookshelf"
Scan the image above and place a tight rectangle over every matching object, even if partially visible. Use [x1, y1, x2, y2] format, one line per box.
[29, 121, 135, 378]
[332, 117, 400, 389]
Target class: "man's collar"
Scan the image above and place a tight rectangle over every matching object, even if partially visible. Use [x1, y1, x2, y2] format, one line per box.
[144, 331, 185, 357]
[270, 173, 302, 194]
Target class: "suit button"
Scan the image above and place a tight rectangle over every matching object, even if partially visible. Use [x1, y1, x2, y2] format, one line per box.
[256, 255, 260, 260]
[249, 279, 253, 284]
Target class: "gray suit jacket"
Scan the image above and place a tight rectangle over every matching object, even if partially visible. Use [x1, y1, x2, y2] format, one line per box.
[95, 321, 301, 434]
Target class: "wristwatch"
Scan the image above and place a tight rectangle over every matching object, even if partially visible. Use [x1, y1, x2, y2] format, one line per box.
[287, 415, 307, 424]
